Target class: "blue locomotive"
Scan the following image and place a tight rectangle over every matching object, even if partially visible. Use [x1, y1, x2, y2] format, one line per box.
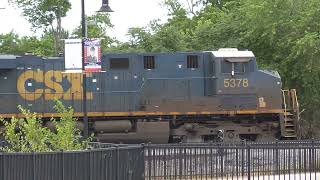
[0, 49, 299, 143]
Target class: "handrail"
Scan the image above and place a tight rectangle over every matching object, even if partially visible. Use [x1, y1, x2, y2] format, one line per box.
[281, 90, 288, 120]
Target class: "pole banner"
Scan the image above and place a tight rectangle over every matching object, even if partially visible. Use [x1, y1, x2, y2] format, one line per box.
[84, 39, 102, 72]
[64, 39, 82, 73]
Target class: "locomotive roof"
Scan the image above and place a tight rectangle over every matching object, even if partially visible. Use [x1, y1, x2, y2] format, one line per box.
[0, 49, 255, 60]
[210, 49, 255, 58]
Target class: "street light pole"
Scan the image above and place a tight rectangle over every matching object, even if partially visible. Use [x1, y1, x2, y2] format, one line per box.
[81, 0, 113, 139]
[81, 0, 89, 139]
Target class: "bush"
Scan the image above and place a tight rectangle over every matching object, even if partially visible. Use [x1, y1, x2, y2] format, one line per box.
[0, 100, 89, 152]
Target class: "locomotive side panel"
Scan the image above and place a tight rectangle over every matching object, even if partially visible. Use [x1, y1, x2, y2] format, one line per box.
[0, 56, 18, 114]
[140, 53, 208, 112]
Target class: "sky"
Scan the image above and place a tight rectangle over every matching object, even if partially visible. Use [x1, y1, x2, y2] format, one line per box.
[0, 0, 168, 42]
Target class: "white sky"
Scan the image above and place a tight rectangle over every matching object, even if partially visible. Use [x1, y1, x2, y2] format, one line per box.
[0, 0, 168, 42]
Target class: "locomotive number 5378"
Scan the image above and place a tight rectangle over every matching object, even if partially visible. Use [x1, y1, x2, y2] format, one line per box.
[223, 78, 249, 88]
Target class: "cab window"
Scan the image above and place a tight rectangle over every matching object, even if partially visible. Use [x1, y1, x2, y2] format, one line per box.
[234, 62, 245, 73]
[110, 58, 129, 69]
[221, 61, 245, 74]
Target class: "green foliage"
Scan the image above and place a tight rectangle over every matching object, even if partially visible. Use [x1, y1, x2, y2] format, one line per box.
[52, 100, 85, 150]
[126, 27, 153, 52]
[116, 0, 320, 137]
[0, 100, 88, 152]
[10, 0, 71, 30]
[10, 0, 72, 55]
[0, 32, 21, 55]
[72, 14, 113, 38]
[0, 32, 56, 57]
[72, 13, 115, 52]
[0, 118, 24, 152]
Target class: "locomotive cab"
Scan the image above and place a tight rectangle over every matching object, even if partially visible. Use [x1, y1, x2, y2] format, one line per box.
[212, 48, 282, 112]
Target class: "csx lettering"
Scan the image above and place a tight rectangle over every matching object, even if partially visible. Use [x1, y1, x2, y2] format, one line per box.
[17, 70, 93, 101]
[224, 78, 249, 88]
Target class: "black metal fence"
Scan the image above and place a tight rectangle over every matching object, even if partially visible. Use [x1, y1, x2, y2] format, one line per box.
[1, 140, 320, 180]
[0, 143, 144, 180]
[144, 141, 320, 179]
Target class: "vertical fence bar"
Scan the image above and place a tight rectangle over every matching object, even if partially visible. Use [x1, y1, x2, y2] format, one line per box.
[116, 148, 119, 180]
[220, 147, 224, 179]
[147, 145, 151, 180]
[0, 152, 3, 180]
[247, 145, 251, 180]
[236, 148, 239, 179]
[32, 153, 35, 180]
[61, 151, 64, 180]
[304, 148, 307, 178]
[314, 142, 317, 180]
[276, 141, 280, 178]
[242, 146, 245, 178]
[179, 145, 182, 179]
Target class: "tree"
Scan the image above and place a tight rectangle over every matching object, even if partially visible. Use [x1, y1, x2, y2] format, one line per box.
[0, 32, 56, 57]
[0, 32, 21, 55]
[126, 27, 152, 51]
[10, 0, 71, 55]
[72, 13, 114, 51]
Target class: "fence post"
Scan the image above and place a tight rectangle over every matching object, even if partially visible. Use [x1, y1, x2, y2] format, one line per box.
[219, 144, 224, 177]
[141, 143, 145, 180]
[116, 146, 120, 180]
[311, 139, 315, 179]
[104, 149, 111, 180]
[179, 142, 183, 179]
[89, 150, 92, 180]
[0, 152, 3, 180]
[247, 144, 251, 180]
[61, 151, 64, 180]
[146, 143, 151, 180]
[276, 140, 279, 176]
[33, 152, 36, 180]
[241, 140, 245, 177]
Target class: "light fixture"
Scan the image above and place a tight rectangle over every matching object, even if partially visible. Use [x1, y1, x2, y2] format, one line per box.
[98, 0, 113, 13]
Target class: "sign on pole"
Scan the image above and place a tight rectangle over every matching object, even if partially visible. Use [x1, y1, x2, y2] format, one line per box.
[84, 39, 102, 72]
[64, 39, 82, 73]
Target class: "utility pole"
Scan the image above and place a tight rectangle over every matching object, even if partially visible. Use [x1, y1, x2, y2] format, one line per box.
[81, 0, 113, 138]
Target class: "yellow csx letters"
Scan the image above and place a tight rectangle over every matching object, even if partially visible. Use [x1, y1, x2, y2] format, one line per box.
[17, 70, 93, 101]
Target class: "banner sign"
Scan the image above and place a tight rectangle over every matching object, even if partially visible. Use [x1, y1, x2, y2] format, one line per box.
[64, 39, 82, 73]
[84, 39, 102, 72]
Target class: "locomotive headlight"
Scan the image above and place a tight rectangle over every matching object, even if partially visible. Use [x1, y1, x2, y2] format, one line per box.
[277, 82, 281, 85]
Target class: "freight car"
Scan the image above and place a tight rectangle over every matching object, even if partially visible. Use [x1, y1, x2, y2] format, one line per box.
[0, 49, 300, 143]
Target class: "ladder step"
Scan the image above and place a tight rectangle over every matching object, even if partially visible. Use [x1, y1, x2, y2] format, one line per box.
[284, 112, 293, 116]
[285, 129, 296, 132]
[285, 124, 295, 127]
[285, 119, 294, 122]
[285, 132, 296, 135]
[284, 135, 297, 138]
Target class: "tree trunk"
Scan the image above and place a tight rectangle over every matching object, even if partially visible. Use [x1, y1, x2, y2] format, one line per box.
[55, 6, 62, 56]
[56, 16, 62, 55]
[50, 24, 58, 56]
